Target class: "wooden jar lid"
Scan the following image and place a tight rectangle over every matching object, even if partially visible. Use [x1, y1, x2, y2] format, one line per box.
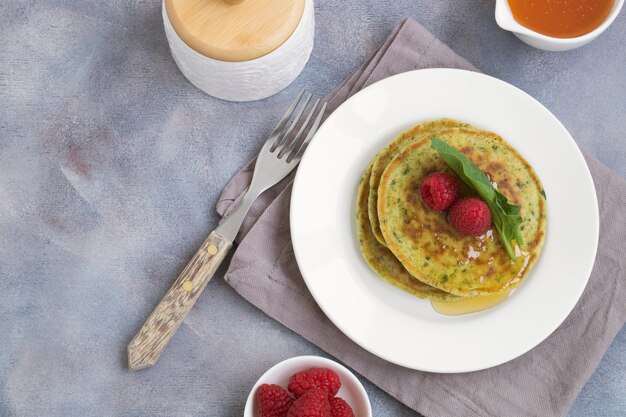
[164, 0, 306, 62]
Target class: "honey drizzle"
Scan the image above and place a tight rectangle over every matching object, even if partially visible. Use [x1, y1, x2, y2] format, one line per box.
[431, 290, 512, 316]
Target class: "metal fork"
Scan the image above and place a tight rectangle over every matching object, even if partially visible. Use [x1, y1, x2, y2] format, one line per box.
[127, 91, 327, 371]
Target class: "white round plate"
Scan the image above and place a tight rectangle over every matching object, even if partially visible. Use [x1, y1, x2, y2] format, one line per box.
[290, 69, 599, 373]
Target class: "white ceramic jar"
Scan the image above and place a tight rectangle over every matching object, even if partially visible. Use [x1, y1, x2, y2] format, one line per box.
[162, 0, 314, 101]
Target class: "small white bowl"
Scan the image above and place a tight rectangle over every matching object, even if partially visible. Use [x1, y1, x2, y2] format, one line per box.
[243, 356, 372, 417]
[495, 0, 624, 51]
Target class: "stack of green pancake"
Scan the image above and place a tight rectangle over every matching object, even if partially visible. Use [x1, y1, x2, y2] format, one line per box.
[356, 119, 547, 300]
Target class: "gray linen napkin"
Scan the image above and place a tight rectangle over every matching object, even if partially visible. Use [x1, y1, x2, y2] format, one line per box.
[216, 18, 626, 417]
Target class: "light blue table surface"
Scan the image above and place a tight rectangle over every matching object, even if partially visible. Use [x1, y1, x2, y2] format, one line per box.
[1, 1, 625, 416]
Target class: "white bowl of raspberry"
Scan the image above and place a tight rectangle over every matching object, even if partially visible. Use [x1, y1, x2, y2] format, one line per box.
[243, 355, 372, 417]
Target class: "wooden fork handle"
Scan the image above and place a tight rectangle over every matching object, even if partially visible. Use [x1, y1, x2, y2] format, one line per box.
[127, 231, 232, 371]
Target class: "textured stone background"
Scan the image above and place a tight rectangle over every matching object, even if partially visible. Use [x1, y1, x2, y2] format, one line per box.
[1, 1, 625, 416]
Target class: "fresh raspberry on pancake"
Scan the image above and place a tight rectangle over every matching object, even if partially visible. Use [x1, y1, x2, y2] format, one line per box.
[447, 197, 492, 236]
[420, 172, 461, 211]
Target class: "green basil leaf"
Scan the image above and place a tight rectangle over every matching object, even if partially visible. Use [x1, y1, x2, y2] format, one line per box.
[431, 138, 523, 260]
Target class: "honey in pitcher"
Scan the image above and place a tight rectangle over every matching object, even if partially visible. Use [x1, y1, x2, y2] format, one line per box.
[507, 0, 615, 38]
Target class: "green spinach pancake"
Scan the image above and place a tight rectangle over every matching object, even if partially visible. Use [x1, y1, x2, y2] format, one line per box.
[356, 165, 458, 301]
[377, 127, 546, 297]
[368, 119, 472, 247]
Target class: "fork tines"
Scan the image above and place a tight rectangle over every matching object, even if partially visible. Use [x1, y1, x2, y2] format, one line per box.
[270, 91, 327, 162]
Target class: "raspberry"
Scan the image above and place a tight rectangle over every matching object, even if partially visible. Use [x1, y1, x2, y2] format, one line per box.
[287, 388, 331, 417]
[257, 384, 294, 417]
[420, 172, 461, 211]
[447, 197, 492, 236]
[329, 397, 354, 417]
[288, 368, 341, 399]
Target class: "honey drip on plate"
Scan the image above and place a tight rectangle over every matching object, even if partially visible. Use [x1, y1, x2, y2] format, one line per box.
[431, 290, 512, 316]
